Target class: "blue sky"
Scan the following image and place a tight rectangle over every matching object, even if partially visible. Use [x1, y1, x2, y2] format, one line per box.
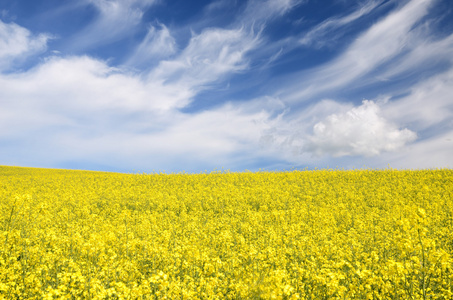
[1, 0, 452, 173]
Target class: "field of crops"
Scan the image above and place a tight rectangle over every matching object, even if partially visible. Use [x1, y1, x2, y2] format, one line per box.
[0, 166, 452, 299]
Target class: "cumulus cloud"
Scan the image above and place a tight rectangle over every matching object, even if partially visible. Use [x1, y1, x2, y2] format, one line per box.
[0, 19, 50, 71]
[305, 100, 417, 157]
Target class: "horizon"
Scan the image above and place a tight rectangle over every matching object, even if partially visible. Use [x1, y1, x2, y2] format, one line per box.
[1, 164, 451, 175]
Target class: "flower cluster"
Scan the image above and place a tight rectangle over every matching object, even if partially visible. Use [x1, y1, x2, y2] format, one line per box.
[0, 166, 452, 299]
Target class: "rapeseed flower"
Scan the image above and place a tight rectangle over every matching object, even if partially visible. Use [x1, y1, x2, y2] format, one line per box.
[0, 166, 452, 299]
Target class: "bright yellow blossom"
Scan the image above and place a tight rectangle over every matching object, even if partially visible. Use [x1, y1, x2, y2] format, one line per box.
[0, 166, 452, 299]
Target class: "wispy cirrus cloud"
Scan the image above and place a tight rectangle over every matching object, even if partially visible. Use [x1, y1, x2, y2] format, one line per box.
[65, 0, 158, 52]
[147, 26, 262, 107]
[378, 32, 453, 81]
[242, 0, 303, 23]
[126, 23, 177, 69]
[285, 0, 436, 102]
[383, 67, 453, 131]
[299, 0, 387, 48]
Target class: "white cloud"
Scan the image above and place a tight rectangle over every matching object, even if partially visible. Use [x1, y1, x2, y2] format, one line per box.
[0, 19, 50, 71]
[46, 107, 268, 171]
[140, 0, 301, 88]
[377, 130, 453, 169]
[259, 99, 344, 153]
[305, 100, 417, 157]
[66, 0, 157, 51]
[0, 59, 278, 170]
[379, 32, 453, 81]
[148, 26, 261, 93]
[0, 55, 194, 121]
[257, 99, 418, 162]
[240, 0, 303, 26]
[204, 0, 235, 13]
[0, 50, 277, 171]
[127, 24, 177, 68]
[285, 0, 436, 102]
[383, 67, 453, 130]
[300, 0, 385, 48]
[323, 0, 433, 83]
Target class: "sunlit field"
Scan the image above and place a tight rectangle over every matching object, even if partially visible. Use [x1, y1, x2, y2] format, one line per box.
[0, 166, 452, 299]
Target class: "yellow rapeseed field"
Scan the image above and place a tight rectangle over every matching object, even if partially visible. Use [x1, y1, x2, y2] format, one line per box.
[0, 166, 452, 299]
